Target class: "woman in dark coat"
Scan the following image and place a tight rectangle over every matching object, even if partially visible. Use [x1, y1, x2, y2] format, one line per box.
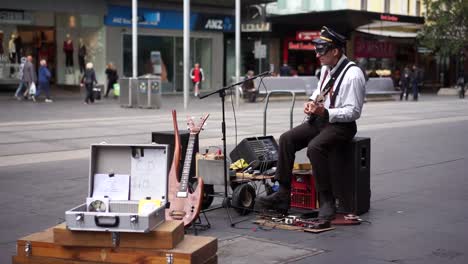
[104, 62, 118, 98]
[80, 62, 97, 104]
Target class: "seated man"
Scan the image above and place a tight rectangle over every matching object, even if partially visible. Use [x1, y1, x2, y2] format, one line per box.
[254, 26, 366, 225]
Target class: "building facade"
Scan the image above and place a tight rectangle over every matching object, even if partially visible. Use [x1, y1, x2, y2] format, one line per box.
[254, 0, 431, 87]
[0, 0, 240, 94]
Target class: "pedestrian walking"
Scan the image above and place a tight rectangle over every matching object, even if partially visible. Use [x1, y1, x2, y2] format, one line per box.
[14, 56, 27, 100]
[104, 62, 118, 98]
[457, 72, 465, 99]
[255, 26, 366, 228]
[80, 62, 97, 104]
[400, 66, 410, 101]
[190, 63, 204, 97]
[36, 59, 53, 103]
[410, 65, 420, 101]
[22, 55, 37, 102]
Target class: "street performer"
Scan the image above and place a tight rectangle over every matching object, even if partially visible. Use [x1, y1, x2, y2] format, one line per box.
[255, 26, 366, 227]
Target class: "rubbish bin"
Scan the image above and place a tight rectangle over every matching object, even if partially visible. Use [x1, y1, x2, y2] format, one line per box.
[119, 77, 138, 108]
[137, 74, 162, 109]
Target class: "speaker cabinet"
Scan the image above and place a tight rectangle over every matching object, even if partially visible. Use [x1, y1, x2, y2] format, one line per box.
[329, 137, 371, 215]
[151, 131, 199, 178]
[229, 136, 279, 171]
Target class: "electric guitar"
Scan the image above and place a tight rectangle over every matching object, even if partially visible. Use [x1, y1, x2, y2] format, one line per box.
[166, 110, 209, 226]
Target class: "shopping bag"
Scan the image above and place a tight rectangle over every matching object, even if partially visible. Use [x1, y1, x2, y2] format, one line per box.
[29, 82, 36, 95]
[113, 83, 120, 97]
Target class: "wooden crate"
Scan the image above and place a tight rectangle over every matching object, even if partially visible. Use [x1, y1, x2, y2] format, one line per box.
[53, 221, 184, 249]
[12, 254, 218, 264]
[13, 226, 217, 264]
[13, 254, 217, 264]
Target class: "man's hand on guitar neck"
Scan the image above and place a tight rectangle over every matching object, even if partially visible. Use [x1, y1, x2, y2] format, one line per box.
[304, 101, 328, 118]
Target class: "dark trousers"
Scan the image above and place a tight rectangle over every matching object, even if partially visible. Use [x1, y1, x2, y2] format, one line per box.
[400, 84, 409, 100]
[84, 84, 94, 103]
[78, 55, 85, 73]
[65, 51, 74, 67]
[412, 82, 418, 101]
[9, 52, 16, 75]
[37, 82, 51, 99]
[275, 119, 357, 192]
[105, 79, 117, 97]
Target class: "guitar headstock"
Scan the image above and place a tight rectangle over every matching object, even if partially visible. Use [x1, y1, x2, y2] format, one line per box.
[187, 114, 210, 134]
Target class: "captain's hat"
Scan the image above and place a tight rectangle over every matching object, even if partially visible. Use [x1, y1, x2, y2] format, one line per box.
[312, 26, 346, 47]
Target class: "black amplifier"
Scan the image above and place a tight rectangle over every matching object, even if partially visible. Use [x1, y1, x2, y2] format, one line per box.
[230, 136, 279, 171]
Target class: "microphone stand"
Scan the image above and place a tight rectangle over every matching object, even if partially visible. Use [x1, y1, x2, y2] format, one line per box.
[199, 72, 270, 226]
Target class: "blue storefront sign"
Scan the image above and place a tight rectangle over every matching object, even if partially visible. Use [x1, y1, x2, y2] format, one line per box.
[105, 5, 234, 32]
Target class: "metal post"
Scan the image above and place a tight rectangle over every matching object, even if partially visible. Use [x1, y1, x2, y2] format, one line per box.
[183, 0, 190, 109]
[132, 0, 138, 78]
[235, 0, 241, 107]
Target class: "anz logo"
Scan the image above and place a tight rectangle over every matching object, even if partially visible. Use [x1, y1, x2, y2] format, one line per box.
[204, 19, 224, 30]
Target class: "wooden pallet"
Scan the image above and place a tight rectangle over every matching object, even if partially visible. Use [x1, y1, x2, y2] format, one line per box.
[53, 221, 184, 249]
[13, 224, 217, 264]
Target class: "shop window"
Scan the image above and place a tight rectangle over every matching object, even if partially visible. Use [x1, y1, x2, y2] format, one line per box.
[416, 0, 421, 16]
[384, 0, 390, 13]
[361, 0, 367, 10]
[123, 35, 212, 93]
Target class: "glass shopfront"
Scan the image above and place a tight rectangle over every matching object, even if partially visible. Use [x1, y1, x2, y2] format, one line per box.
[122, 35, 212, 93]
[55, 13, 105, 85]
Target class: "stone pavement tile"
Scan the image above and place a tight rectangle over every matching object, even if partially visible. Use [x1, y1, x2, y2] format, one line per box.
[217, 235, 324, 264]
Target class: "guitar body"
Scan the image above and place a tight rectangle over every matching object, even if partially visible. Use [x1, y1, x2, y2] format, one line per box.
[166, 175, 204, 226]
[165, 110, 208, 227]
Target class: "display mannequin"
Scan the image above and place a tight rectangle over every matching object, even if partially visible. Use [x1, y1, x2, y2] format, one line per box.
[0, 31, 4, 55]
[78, 38, 86, 74]
[63, 34, 74, 74]
[14, 34, 22, 63]
[8, 33, 17, 76]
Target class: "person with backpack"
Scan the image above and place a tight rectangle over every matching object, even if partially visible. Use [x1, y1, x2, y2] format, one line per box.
[254, 26, 366, 228]
[80, 62, 97, 104]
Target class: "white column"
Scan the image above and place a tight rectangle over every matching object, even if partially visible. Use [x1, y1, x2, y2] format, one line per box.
[132, 0, 138, 78]
[235, 0, 241, 107]
[183, 0, 190, 109]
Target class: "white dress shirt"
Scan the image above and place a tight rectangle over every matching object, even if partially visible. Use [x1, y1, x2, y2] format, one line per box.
[310, 55, 366, 123]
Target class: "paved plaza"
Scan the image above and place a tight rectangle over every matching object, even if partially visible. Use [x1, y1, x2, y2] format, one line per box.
[1, 89, 468, 263]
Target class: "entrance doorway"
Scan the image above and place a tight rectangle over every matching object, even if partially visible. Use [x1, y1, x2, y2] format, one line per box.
[17, 26, 56, 83]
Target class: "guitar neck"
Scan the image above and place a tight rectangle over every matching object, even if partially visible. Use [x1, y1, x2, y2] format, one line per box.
[179, 134, 196, 193]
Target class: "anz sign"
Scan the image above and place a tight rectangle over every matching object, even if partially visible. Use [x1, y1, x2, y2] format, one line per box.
[205, 19, 223, 30]
[198, 16, 234, 32]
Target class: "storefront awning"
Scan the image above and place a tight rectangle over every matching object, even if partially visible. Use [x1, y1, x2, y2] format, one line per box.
[356, 20, 423, 38]
[267, 9, 425, 37]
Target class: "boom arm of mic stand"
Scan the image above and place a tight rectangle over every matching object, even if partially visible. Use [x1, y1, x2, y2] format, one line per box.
[199, 71, 270, 99]
[197, 71, 270, 199]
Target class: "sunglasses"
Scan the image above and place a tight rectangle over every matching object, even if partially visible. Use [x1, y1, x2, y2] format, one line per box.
[315, 45, 334, 56]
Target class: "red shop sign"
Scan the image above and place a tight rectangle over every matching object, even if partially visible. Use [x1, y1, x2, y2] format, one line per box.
[296, 31, 320, 41]
[288, 41, 316, 50]
[354, 36, 395, 58]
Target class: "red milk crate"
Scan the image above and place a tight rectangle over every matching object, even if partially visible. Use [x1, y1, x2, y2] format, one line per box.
[290, 170, 317, 210]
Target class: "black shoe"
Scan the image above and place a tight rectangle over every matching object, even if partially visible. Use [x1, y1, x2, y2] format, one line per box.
[254, 189, 290, 214]
[318, 191, 336, 220]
